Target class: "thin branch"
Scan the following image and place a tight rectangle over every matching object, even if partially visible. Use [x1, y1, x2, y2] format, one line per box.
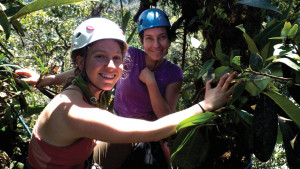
[55, 25, 70, 49]
[244, 70, 293, 81]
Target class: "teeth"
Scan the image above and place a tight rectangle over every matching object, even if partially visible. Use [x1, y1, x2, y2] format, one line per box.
[101, 74, 114, 79]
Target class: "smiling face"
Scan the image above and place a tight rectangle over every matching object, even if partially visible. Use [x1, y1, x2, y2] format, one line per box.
[140, 27, 170, 63]
[77, 39, 123, 93]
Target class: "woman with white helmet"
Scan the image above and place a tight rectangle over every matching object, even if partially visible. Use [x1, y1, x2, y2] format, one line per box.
[18, 9, 182, 168]
[24, 17, 239, 169]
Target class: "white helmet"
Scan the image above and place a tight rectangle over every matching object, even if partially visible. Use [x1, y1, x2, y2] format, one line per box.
[71, 17, 128, 53]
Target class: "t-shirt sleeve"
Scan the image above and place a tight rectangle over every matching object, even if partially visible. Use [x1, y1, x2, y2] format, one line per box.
[169, 64, 183, 84]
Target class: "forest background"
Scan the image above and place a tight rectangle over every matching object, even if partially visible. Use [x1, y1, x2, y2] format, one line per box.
[0, 0, 300, 168]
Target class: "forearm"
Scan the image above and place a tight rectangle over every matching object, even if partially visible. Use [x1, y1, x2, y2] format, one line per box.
[149, 103, 204, 141]
[37, 69, 75, 87]
[146, 82, 173, 118]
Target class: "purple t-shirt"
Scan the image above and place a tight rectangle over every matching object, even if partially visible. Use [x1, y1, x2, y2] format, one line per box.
[114, 47, 183, 120]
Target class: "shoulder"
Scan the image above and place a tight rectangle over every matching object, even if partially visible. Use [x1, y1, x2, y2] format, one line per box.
[164, 60, 183, 74]
[126, 47, 145, 57]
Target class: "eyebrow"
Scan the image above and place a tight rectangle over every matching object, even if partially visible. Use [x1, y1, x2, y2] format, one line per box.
[91, 49, 122, 55]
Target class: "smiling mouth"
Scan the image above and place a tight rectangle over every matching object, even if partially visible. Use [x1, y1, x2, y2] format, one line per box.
[100, 73, 115, 79]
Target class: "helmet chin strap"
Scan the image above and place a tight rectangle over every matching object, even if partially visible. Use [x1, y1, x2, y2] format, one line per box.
[81, 46, 104, 97]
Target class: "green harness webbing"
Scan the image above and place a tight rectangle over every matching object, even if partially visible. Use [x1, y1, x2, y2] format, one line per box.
[72, 74, 101, 107]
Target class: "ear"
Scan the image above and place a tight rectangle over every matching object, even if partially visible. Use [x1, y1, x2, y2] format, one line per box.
[139, 37, 144, 46]
[76, 55, 84, 71]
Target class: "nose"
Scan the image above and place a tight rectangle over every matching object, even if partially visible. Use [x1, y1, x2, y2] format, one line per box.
[154, 39, 161, 48]
[106, 59, 116, 69]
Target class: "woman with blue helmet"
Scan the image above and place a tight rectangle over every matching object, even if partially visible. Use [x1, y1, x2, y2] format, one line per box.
[110, 8, 183, 168]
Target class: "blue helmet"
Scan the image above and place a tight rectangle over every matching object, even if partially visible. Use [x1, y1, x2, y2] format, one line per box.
[137, 8, 171, 34]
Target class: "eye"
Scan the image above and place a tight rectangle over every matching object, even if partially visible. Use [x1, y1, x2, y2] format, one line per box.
[160, 35, 168, 40]
[96, 54, 104, 58]
[145, 37, 153, 41]
[113, 55, 122, 61]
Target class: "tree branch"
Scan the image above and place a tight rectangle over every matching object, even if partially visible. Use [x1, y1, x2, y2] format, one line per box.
[244, 70, 293, 81]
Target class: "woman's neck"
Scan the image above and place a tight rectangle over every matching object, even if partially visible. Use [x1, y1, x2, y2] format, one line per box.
[145, 55, 163, 70]
[87, 84, 101, 100]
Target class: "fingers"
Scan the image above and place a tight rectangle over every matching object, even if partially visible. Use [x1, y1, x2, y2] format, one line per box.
[216, 73, 229, 89]
[205, 79, 213, 91]
[15, 69, 32, 77]
[219, 71, 238, 91]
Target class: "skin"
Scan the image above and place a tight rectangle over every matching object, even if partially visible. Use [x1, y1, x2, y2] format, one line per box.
[31, 39, 239, 148]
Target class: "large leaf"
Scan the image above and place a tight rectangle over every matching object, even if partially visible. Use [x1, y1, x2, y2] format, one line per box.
[236, 0, 280, 13]
[12, 20, 25, 37]
[231, 55, 242, 72]
[274, 58, 300, 71]
[0, 9, 11, 39]
[126, 27, 136, 44]
[215, 39, 229, 65]
[10, 0, 94, 22]
[254, 20, 284, 51]
[236, 24, 259, 53]
[279, 118, 300, 168]
[197, 59, 215, 79]
[264, 91, 300, 128]
[228, 82, 246, 106]
[253, 95, 278, 162]
[176, 112, 217, 131]
[121, 11, 131, 33]
[245, 72, 273, 96]
[260, 42, 270, 65]
[235, 109, 253, 126]
[281, 21, 292, 37]
[249, 52, 263, 71]
[214, 66, 231, 81]
[172, 126, 210, 169]
[0, 41, 14, 59]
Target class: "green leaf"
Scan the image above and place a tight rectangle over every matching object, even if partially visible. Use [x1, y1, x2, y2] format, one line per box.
[12, 20, 25, 37]
[260, 42, 270, 65]
[20, 80, 36, 106]
[249, 52, 263, 71]
[126, 27, 136, 44]
[214, 66, 231, 80]
[273, 44, 298, 59]
[10, 0, 94, 22]
[236, 0, 280, 13]
[172, 126, 210, 169]
[228, 82, 246, 106]
[121, 11, 131, 33]
[171, 127, 197, 163]
[276, 124, 282, 144]
[235, 109, 253, 126]
[264, 91, 300, 128]
[281, 21, 292, 37]
[0, 9, 11, 39]
[245, 72, 273, 96]
[176, 112, 217, 131]
[197, 59, 215, 79]
[274, 58, 300, 71]
[287, 24, 298, 39]
[236, 24, 259, 53]
[215, 39, 229, 65]
[231, 55, 242, 71]
[254, 21, 284, 51]
[0, 41, 14, 58]
[33, 55, 45, 72]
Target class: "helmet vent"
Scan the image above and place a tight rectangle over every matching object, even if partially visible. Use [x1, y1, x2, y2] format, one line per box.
[138, 19, 143, 25]
[75, 32, 81, 38]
